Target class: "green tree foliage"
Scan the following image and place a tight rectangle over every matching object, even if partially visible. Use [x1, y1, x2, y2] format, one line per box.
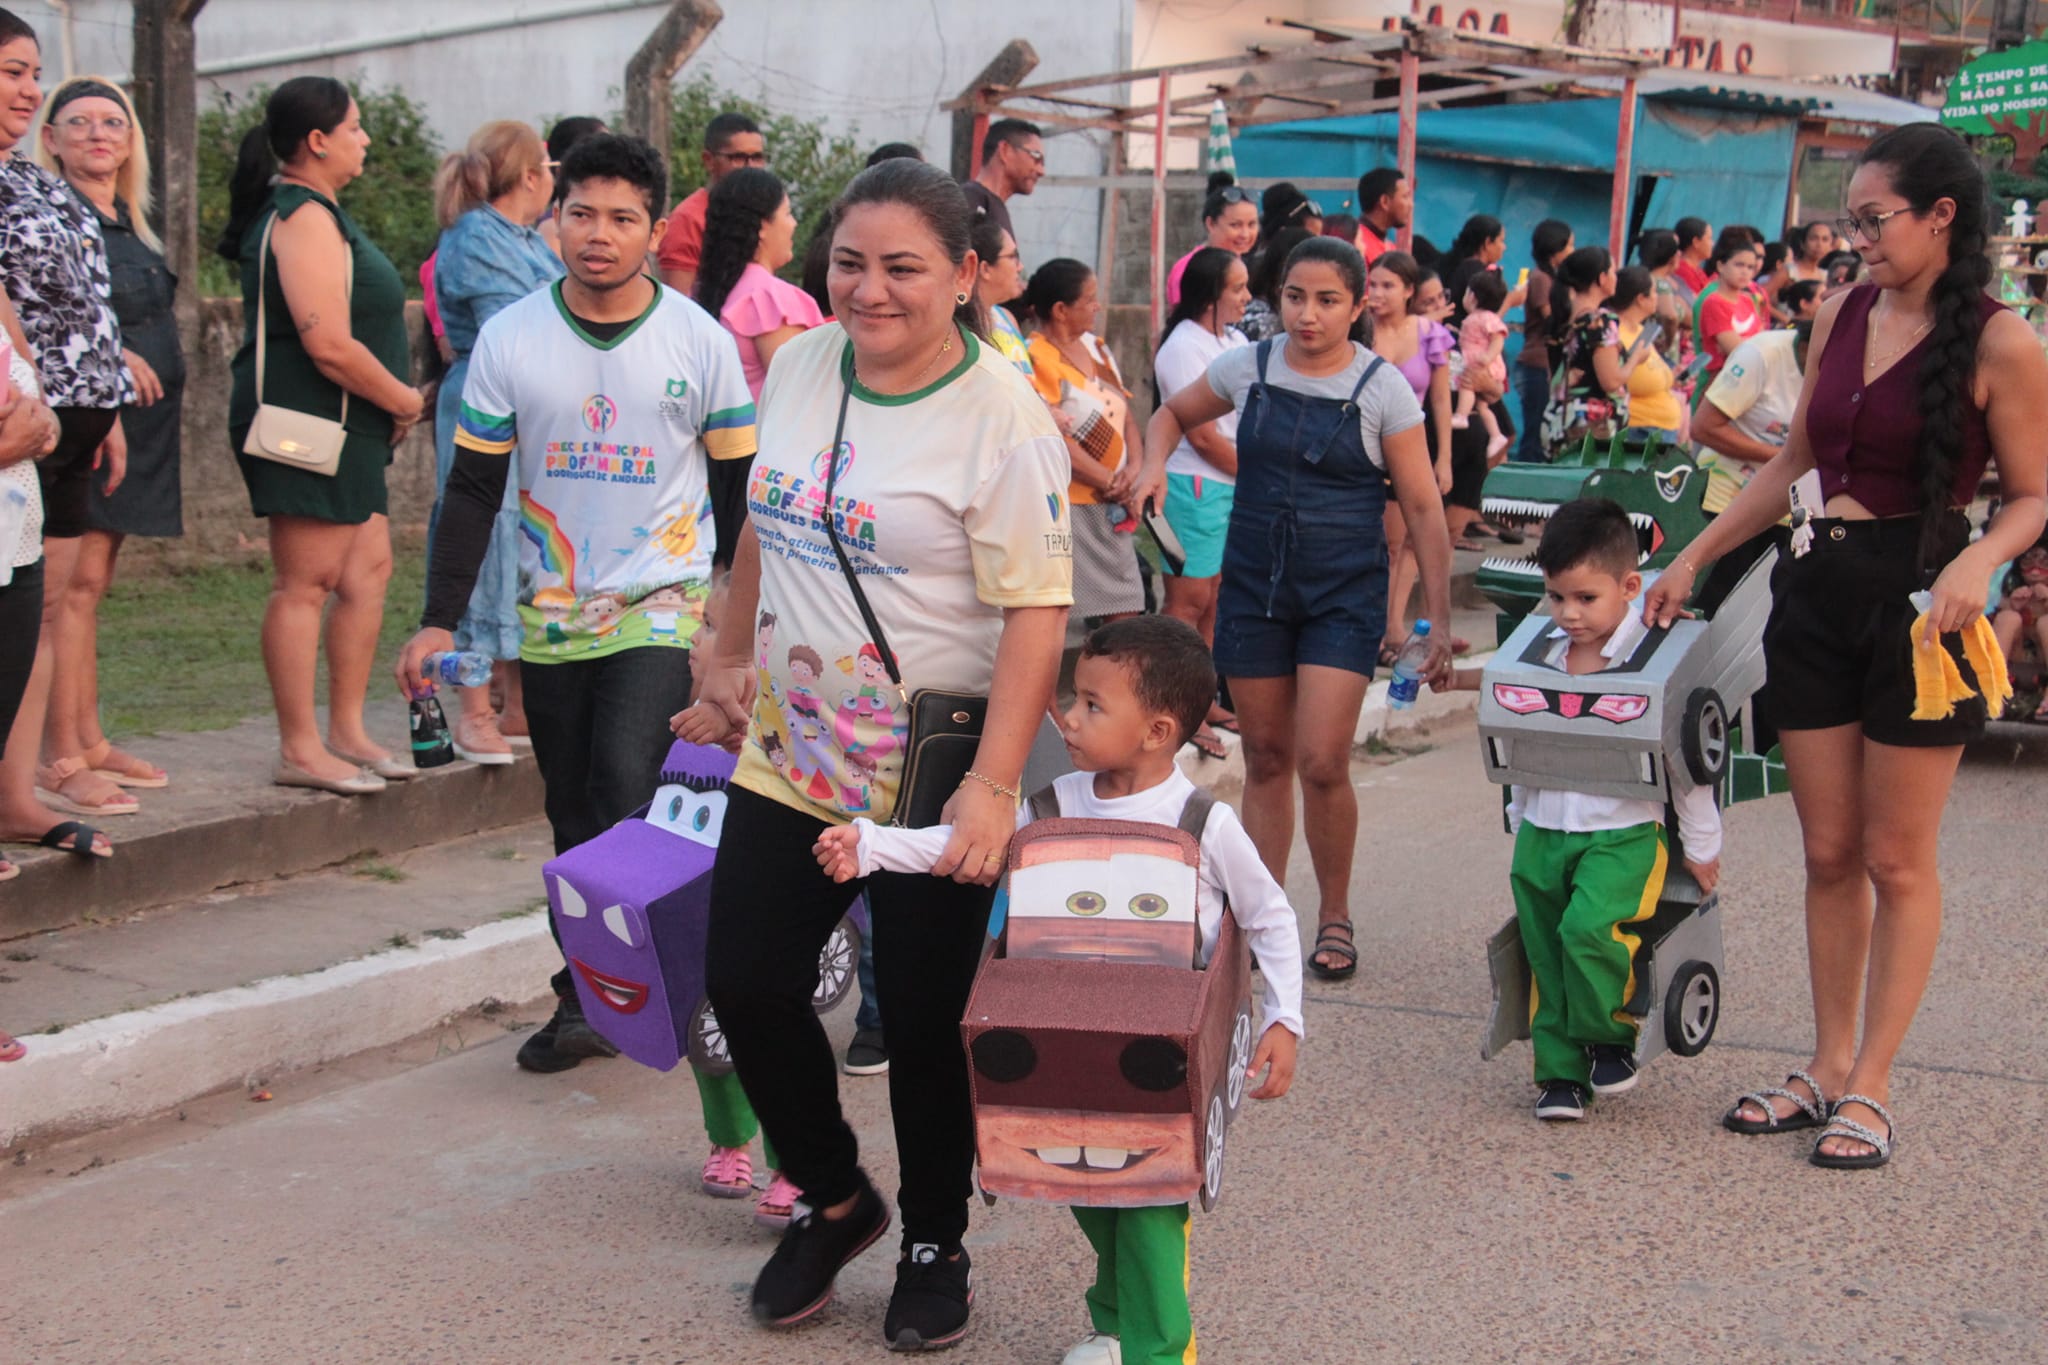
[664, 73, 869, 280]
[196, 80, 443, 297]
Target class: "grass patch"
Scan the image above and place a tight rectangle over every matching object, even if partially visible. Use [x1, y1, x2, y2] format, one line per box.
[348, 859, 408, 884]
[487, 847, 525, 862]
[99, 541, 428, 738]
[499, 898, 549, 919]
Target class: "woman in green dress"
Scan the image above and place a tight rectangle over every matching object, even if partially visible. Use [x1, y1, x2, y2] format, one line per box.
[219, 76, 423, 795]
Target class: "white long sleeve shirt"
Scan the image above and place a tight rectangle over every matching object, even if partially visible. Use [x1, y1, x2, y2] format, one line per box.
[1506, 611, 1724, 863]
[852, 768, 1306, 1039]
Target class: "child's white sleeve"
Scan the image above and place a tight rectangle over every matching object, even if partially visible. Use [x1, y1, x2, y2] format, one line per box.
[1202, 806, 1305, 1040]
[851, 805, 1035, 878]
[1672, 784, 1723, 864]
[1505, 785, 1527, 834]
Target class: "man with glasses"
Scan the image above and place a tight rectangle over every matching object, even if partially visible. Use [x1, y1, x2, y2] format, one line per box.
[961, 117, 1044, 243]
[657, 111, 767, 296]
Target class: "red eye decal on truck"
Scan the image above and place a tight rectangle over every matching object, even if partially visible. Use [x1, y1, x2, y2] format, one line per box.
[1589, 693, 1650, 723]
[1492, 684, 1549, 714]
[1493, 684, 1649, 724]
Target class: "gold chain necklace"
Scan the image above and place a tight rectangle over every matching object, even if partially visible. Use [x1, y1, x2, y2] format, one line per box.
[856, 329, 955, 394]
[1864, 302, 1932, 375]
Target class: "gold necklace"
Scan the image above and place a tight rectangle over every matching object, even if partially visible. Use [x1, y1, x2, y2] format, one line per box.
[1864, 303, 1932, 375]
[857, 329, 955, 394]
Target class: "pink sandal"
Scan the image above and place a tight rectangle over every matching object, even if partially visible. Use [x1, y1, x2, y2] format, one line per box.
[754, 1172, 802, 1228]
[84, 740, 168, 789]
[700, 1145, 753, 1198]
[0, 1031, 25, 1063]
[35, 757, 140, 817]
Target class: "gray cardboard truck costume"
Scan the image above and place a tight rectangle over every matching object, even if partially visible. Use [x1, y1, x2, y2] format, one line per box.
[1477, 551, 1776, 1069]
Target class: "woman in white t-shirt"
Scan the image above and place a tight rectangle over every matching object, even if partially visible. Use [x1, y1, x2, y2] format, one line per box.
[1153, 245, 1249, 758]
[687, 158, 1071, 1345]
[1691, 321, 1811, 614]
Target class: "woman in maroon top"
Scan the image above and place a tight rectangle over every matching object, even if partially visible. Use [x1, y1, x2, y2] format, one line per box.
[1646, 125, 2047, 1170]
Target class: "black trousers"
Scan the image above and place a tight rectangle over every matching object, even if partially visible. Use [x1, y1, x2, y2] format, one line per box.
[0, 558, 43, 745]
[705, 785, 994, 1249]
[523, 646, 694, 994]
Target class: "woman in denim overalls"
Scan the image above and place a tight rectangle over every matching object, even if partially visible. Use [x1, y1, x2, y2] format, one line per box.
[1133, 237, 1455, 981]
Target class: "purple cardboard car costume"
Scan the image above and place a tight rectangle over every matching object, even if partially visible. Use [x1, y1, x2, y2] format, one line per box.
[544, 739, 867, 1072]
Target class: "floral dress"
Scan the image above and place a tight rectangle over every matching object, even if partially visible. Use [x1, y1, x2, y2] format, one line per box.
[1542, 307, 1628, 456]
[0, 158, 131, 410]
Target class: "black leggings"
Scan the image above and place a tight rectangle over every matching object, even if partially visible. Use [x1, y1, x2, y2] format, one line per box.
[0, 558, 42, 745]
[705, 785, 994, 1249]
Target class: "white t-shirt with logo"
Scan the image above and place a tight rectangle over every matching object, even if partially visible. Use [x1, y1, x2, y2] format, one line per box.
[456, 281, 757, 662]
[734, 323, 1073, 825]
[1698, 328, 1801, 515]
[1154, 318, 1246, 483]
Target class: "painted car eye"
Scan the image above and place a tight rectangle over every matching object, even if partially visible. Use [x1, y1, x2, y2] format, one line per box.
[1493, 684, 1549, 715]
[554, 877, 589, 918]
[668, 794, 685, 822]
[972, 1029, 1036, 1082]
[602, 903, 640, 947]
[1128, 893, 1170, 919]
[643, 784, 693, 835]
[693, 804, 710, 831]
[1119, 1037, 1187, 1092]
[1589, 693, 1650, 723]
[1065, 890, 1106, 916]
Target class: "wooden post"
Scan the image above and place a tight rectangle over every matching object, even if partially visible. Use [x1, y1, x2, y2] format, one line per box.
[1397, 45, 1419, 195]
[950, 41, 1040, 180]
[129, 0, 208, 339]
[1610, 75, 1638, 257]
[622, 0, 724, 182]
[1099, 130, 1123, 305]
[1151, 73, 1169, 341]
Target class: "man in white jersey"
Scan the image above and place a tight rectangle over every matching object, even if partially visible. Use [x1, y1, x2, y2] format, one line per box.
[399, 134, 757, 1072]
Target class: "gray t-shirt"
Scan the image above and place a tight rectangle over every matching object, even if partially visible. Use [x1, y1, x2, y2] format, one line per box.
[1205, 340, 1424, 471]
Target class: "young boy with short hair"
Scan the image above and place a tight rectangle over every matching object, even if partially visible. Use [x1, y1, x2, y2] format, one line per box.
[1445, 498, 1722, 1121]
[815, 614, 1303, 1365]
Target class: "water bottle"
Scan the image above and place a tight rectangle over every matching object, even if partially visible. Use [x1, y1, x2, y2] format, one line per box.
[1385, 620, 1433, 710]
[422, 651, 494, 688]
[409, 694, 455, 769]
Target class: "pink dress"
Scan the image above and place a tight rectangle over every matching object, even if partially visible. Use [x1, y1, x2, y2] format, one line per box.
[720, 262, 825, 399]
[1458, 309, 1508, 389]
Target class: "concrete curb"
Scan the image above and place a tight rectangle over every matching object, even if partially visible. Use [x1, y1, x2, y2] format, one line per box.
[0, 915, 557, 1149]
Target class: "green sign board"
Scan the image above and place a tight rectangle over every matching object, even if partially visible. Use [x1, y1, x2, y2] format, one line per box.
[1942, 40, 2048, 145]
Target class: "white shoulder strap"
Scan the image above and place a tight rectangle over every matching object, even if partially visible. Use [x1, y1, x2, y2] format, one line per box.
[252, 202, 353, 424]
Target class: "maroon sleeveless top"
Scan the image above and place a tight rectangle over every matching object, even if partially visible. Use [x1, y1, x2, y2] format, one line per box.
[1805, 284, 2000, 517]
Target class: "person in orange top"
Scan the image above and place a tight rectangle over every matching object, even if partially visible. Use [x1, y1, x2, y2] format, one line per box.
[1025, 258, 1146, 624]
[1353, 167, 1412, 266]
[655, 111, 765, 297]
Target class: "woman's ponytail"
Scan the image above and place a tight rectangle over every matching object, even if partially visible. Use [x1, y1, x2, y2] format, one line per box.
[216, 123, 278, 261]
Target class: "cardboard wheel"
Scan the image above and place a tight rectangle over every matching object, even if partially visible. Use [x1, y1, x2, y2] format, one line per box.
[1683, 687, 1730, 785]
[1199, 1093, 1226, 1212]
[1226, 1007, 1254, 1112]
[812, 914, 860, 1012]
[686, 994, 736, 1076]
[1664, 960, 1720, 1057]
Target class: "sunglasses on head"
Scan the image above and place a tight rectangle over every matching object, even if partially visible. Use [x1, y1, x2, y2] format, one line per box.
[1213, 187, 1250, 205]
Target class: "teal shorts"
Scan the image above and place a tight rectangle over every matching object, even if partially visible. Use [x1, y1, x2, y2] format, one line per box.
[1163, 472, 1234, 579]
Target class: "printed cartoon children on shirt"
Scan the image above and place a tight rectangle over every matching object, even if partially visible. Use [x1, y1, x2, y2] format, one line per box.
[532, 585, 577, 653]
[579, 591, 629, 642]
[833, 643, 904, 756]
[637, 583, 700, 645]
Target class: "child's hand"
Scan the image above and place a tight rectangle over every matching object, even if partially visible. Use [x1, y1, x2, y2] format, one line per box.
[1684, 857, 1720, 895]
[1246, 1023, 1297, 1100]
[673, 699, 734, 744]
[1429, 665, 1479, 694]
[813, 825, 863, 883]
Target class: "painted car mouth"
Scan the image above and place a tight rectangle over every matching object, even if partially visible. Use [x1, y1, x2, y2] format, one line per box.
[1026, 1145, 1161, 1173]
[570, 959, 650, 1014]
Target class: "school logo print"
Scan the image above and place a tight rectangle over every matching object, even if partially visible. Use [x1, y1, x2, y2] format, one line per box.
[583, 394, 619, 434]
[659, 377, 690, 420]
[1046, 492, 1064, 523]
[811, 438, 854, 485]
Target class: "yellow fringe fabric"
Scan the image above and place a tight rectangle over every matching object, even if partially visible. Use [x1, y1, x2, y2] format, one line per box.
[1908, 612, 2014, 721]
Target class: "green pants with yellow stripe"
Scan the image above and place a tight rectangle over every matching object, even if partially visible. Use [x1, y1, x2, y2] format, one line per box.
[1509, 820, 1668, 1088]
[693, 1066, 778, 1168]
[1072, 1203, 1195, 1365]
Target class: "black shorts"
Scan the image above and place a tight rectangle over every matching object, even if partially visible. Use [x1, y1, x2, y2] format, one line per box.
[36, 407, 118, 539]
[1763, 514, 1985, 747]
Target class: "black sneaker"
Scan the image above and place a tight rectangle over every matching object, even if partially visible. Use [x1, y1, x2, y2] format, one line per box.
[884, 1243, 973, 1351]
[515, 1001, 580, 1074]
[549, 992, 619, 1061]
[1588, 1044, 1639, 1095]
[751, 1174, 890, 1326]
[844, 1029, 891, 1076]
[1534, 1080, 1588, 1121]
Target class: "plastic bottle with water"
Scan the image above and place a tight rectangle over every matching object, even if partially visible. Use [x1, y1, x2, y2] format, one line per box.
[1385, 620, 1433, 710]
[421, 651, 494, 688]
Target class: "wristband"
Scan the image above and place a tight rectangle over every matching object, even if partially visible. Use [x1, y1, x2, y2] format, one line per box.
[961, 769, 1021, 803]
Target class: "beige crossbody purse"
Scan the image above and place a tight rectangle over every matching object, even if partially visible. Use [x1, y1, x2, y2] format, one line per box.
[241, 210, 352, 477]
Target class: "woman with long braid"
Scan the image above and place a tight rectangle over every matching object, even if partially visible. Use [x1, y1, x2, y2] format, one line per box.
[1644, 124, 2047, 1169]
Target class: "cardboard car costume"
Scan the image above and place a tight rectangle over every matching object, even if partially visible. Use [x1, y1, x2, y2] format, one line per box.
[545, 739, 867, 1073]
[961, 801, 1255, 1213]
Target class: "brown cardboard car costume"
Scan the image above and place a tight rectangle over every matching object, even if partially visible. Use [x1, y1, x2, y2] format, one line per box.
[960, 796, 1256, 1213]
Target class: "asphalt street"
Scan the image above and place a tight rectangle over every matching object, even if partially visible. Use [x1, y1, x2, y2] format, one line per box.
[5, 717, 2045, 1364]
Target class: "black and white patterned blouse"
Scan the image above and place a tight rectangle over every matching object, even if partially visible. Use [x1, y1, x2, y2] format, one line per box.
[0, 156, 131, 409]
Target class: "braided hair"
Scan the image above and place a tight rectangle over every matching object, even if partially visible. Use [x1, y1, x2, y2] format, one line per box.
[694, 167, 786, 320]
[1858, 123, 1992, 567]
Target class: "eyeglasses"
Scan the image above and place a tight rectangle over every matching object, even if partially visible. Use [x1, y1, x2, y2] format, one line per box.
[1833, 207, 1910, 244]
[1004, 143, 1045, 166]
[59, 115, 129, 135]
[715, 150, 769, 167]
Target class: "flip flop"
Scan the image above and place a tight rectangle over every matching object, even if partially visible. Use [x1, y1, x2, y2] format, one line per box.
[1186, 726, 1228, 761]
[0, 1032, 24, 1063]
[36, 820, 112, 859]
[0, 857, 16, 881]
[84, 740, 168, 789]
[1207, 708, 1239, 734]
[1307, 920, 1357, 980]
[1378, 643, 1403, 669]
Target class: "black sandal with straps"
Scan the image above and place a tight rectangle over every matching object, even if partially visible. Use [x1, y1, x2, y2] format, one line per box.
[1307, 920, 1358, 980]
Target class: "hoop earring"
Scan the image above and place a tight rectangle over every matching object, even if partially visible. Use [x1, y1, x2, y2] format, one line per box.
[956, 291, 970, 306]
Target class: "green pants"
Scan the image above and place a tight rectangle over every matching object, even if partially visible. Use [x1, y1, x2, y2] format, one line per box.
[1509, 820, 1668, 1087]
[1072, 1204, 1196, 1365]
[693, 1066, 778, 1168]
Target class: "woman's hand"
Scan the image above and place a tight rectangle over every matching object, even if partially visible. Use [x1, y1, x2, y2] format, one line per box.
[694, 658, 757, 738]
[1434, 458, 1453, 496]
[95, 419, 128, 496]
[1642, 554, 1700, 627]
[123, 349, 164, 407]
[1125, 456, 1168, 521]
[394, 627, 455, 698]
[1924, 544, 1998, 644]
[389, 385, 428, 447]
[930, 778, 1013, 885]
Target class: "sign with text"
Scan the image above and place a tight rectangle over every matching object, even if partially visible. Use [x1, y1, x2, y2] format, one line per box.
[1942, 40, 2048, 160]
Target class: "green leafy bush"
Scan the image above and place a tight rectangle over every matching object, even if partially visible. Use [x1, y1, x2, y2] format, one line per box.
[196, 80, 443, 298]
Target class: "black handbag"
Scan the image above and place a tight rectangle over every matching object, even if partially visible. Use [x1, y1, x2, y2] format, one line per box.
[819, 383, 988, 828]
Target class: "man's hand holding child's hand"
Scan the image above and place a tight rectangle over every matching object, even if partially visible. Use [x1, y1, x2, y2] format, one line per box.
[1246, 1024, 1298, 1100]
[814, 825, 862, 883]
[1685, 857, 1720, 895]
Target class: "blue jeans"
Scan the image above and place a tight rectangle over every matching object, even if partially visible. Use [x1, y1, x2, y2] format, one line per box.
[523, 645, 695, 994]
[854, 932, 882, 1033]
[1516, 365, 1550, 463]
